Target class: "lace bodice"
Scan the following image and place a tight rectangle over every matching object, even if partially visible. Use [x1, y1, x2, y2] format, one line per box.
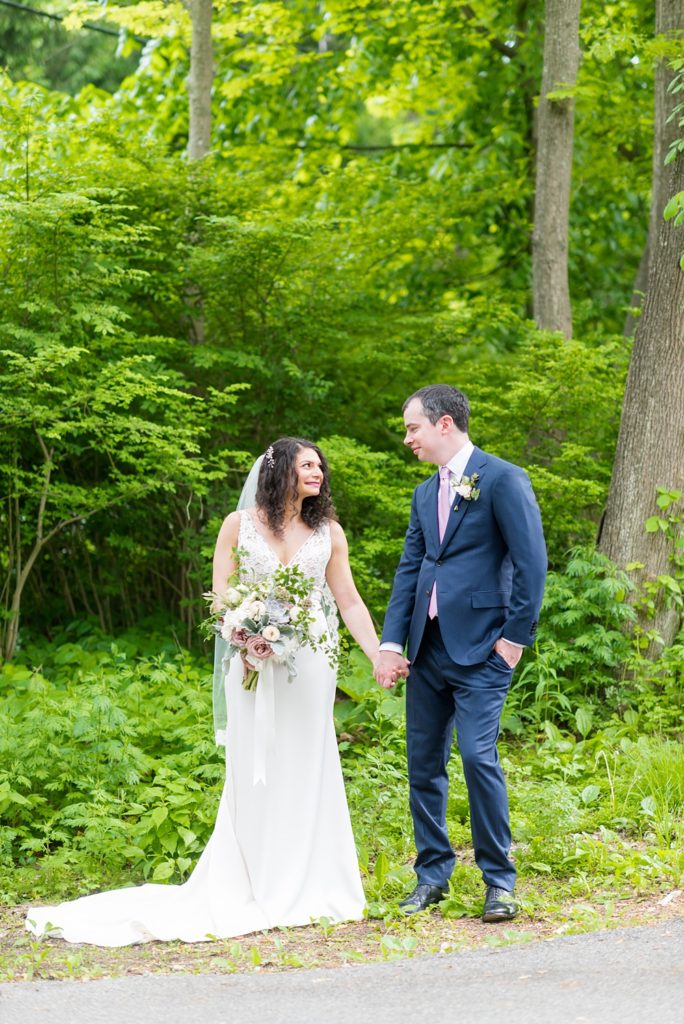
[237, 511, 332, 587]
[237, 511, 338, 641]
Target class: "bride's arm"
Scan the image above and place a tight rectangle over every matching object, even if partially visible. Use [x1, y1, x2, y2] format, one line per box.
[325, 521, 381, 665]
[212, 511, 241, 594]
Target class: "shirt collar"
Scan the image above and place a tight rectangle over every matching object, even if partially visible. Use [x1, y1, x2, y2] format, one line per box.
[445, 441, 474, 482]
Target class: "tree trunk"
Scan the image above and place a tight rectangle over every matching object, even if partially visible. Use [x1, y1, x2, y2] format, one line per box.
[624, 2, 684, 335]
[1, 437, 52, 662]
[183, 0, 213, 345]
[599, 16, 684, 647]
[623, 239, 649, 338]
[532, 0, 582, 338]
[186, 0, 214, 161]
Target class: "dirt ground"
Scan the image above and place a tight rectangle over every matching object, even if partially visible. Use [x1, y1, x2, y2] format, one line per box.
[2, 890, 682, 982]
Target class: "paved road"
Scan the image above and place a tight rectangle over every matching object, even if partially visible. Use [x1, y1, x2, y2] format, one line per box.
[1, 919, 682, 1024]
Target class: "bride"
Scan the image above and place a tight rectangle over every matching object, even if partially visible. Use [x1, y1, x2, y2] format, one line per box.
[25, 437, 403, 946]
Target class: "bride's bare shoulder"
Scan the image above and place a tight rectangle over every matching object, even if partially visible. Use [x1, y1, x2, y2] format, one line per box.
[217, 510, 242, 543]
[328, 519, 348, 547]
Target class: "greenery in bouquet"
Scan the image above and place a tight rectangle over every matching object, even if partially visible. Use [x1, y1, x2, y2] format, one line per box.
[203, 558, 337, 690]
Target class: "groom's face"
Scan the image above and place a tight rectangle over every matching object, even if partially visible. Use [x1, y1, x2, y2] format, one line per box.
[403, 399, 445, 464]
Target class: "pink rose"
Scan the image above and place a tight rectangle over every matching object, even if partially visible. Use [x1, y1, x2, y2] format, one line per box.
[245, 634, 274, 660]
[231, 627, 250, 647]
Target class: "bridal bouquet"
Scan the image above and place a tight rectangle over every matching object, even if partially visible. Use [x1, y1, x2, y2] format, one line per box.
[204, 563, 335, 690]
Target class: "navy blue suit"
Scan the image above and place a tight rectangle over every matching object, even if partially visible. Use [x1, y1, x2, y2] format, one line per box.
[381, 446, 547, 890]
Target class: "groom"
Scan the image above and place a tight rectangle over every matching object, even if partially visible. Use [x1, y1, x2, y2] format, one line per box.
[374, 384, 547, 922]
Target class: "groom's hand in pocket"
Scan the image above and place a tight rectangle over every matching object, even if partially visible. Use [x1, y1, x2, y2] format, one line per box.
[493, 637, 523, 669]
[373, 651, 410, 689]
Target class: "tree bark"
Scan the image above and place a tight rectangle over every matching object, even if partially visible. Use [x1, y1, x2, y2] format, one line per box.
[182, 0, 213, 345]
[624, 2, 684, 335]
[532, 0, 582, 338]
[186, 0, 214, 161]
[623, 239, 650, 338]
[599, 10, 684, 647]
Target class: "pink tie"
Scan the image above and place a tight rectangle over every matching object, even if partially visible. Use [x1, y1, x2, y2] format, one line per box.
[428, 466, 451, 618]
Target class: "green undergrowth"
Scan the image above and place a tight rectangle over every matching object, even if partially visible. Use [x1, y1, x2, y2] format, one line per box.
[1, 623, 224, 898]
[1, 587, 683, 924]
[341, 682, 684, 919]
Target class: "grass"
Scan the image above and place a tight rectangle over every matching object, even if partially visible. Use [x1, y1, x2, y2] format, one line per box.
[2, 628, 683, 983]
[2, 721, 683, 982]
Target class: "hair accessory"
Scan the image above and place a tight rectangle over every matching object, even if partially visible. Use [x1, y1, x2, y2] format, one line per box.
[265, 445, 275, 468]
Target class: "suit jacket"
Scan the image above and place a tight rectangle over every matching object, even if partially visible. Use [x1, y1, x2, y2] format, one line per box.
[381, 446, 547, 665]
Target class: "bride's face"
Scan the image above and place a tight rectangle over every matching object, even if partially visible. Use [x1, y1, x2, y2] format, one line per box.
[293, 448, 324, 501]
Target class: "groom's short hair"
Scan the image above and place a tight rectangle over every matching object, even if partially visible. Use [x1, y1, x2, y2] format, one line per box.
[404, 384, 470, 432]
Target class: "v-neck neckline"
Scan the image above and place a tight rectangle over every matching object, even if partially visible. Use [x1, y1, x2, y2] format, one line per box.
[246, 512, 317, 568]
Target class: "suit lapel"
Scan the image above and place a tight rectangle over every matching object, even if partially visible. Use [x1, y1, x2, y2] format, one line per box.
[422, 471, 440, 552]
[438, 447, 487, 554]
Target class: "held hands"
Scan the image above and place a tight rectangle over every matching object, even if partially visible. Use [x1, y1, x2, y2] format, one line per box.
[373, 650, 410, 690]
[371, 640, 520, 688]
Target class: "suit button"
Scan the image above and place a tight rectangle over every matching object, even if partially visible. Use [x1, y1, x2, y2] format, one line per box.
[436, 560, 442, 566]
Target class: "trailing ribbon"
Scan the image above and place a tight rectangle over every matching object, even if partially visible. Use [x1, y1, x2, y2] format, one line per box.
[213, 637, 230, 746]
[252, 658, 278, 785]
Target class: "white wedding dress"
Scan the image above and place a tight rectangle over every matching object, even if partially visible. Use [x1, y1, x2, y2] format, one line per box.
[25, 513, 365, 946]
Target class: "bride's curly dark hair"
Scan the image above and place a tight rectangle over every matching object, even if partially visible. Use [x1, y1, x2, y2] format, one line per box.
[255, 437, 337, 537]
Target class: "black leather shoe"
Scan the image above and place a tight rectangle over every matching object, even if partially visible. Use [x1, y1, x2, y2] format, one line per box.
[398, 883, 447, 915]
[482, 885, 518, 923]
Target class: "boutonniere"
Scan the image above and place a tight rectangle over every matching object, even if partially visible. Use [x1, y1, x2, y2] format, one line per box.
[453, 472, 480, 511]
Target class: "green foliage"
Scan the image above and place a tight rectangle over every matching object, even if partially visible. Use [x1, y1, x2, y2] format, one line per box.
[2, 610, 682, 916]
[335, 650, 412, 902]
[0, 103, 249, 649]
[505, 548, 637, 733]
[1, 1, 683, 951]
[462, 329, 629, 557]
[0, 627, 221, 898]
[638, 488, 684, 630]
[507, 728, 684, 884]
[0, 1, 141, 94]
[322, 437, 422, 621]
[0, 0, 653, 648]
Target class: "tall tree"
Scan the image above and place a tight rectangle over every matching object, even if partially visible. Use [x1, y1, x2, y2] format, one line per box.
[625, 2, 683, 335]
[185, 0, 213, 160]
[599, 3, 684, 647]
[532, 0, 582, 338]
[183, 0, 213, 350]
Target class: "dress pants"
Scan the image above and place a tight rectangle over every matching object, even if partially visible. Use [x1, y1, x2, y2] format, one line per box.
[406, 615, 516, 891]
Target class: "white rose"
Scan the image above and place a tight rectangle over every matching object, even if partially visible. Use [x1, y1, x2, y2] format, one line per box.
[222, 608, 242, 630]
[225, 587, 241, 605]
[262, 625, 281, 642]
[249, 600, 266, 619]
[454, 483, 470, 498]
